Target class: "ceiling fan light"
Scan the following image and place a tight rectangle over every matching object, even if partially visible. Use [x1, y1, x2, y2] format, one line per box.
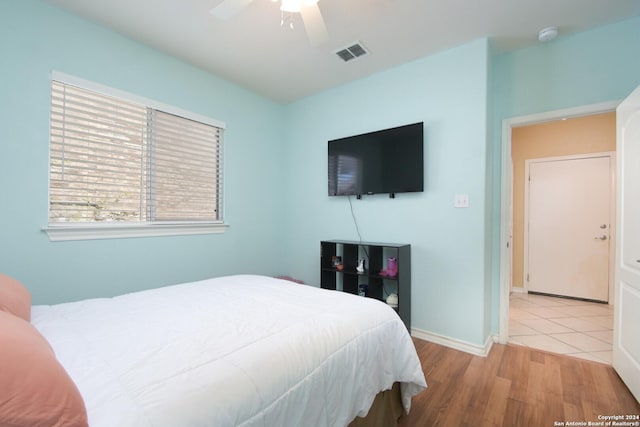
[281, 0, 302, 12]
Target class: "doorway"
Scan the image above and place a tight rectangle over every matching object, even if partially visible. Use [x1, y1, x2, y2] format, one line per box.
[498, 102, 619, 347]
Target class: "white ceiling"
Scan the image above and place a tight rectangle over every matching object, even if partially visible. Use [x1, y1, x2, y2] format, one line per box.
[44, 0, 640, 104]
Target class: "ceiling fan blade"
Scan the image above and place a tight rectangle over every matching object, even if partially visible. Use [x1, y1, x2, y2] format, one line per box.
[210, 0, 254, 20]
[300, 3, 329, 46]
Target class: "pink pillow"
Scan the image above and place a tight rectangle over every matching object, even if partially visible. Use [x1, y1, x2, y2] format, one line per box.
[0, 273, 32, 321]
[0, 311, 88, 427]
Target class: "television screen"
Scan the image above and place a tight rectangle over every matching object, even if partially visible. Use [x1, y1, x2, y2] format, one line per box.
[328, 122, 424, 197]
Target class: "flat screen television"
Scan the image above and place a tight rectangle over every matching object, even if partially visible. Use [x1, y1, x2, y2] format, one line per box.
[328, 122, 424, 197]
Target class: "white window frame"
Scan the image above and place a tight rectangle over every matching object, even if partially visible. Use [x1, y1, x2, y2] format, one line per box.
[43, 71, 228, 242]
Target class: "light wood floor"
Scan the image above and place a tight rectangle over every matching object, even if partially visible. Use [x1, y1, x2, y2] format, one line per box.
[398, 338, 639, 427]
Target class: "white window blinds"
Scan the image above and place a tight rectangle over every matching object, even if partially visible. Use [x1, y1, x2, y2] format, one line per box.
[49, 80, 223, 224]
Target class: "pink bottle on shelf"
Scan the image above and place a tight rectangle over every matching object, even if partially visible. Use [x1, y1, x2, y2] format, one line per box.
[387, 257, 398, 277]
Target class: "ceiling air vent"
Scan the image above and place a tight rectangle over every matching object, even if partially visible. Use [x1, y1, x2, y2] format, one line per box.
[335, 42, 369, 62]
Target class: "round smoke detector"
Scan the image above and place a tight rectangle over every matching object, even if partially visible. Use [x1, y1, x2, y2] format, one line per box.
[539, 26, 558, 42]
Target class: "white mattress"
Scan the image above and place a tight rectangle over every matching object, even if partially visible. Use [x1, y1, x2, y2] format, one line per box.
[31, 275, 426, 427]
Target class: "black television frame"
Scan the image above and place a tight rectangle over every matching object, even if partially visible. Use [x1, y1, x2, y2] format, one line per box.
[327, 122, 424, 198]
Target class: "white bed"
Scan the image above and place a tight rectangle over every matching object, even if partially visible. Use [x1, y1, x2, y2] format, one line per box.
[31, 275, 427, 427]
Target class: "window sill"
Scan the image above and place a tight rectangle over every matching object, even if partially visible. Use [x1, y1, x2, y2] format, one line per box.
[43, 222, 229, 242]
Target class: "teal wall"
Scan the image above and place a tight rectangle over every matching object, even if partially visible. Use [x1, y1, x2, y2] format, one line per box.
[0, 1, 286, 303]
[2, 0, 640, 347]
[493, 16, 640, 120]
[282, 39, 492, 346]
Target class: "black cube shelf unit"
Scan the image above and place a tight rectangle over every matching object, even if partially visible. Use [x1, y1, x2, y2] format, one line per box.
[320, 240, 411, 330]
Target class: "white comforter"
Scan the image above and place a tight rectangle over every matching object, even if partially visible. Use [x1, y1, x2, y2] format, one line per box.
[31, 275, 426, 427]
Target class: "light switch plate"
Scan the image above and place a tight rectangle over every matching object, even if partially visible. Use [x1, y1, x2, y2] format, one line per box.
[454, 194, 469, 208]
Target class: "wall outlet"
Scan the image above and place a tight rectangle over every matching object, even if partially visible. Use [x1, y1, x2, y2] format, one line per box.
[454, 194, 469, 208]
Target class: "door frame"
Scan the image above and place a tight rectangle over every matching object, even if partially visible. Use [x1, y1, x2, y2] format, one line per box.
[498, 101, 620, 344]
[522, 152, 616, 300]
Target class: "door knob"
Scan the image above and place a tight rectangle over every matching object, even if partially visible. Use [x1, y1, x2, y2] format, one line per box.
[600, 224, 607, 229]
[594, 235, 607, 240]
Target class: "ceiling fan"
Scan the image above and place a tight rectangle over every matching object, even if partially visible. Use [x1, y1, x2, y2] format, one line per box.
[210, 0, 329, 46]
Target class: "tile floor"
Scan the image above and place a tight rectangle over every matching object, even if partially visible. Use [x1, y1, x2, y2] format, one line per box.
[508, 292, 613, 364]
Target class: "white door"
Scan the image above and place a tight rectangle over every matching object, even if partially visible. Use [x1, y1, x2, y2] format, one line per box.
[614, 86, 640, 402]
[526, 155, 612, 301]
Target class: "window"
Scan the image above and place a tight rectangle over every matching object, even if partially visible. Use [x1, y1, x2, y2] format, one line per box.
[44, 73, 227, 241]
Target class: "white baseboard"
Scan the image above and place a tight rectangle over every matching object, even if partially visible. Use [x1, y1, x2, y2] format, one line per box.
[510, 286, 527, 294]
[411, 328, 496, 357]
